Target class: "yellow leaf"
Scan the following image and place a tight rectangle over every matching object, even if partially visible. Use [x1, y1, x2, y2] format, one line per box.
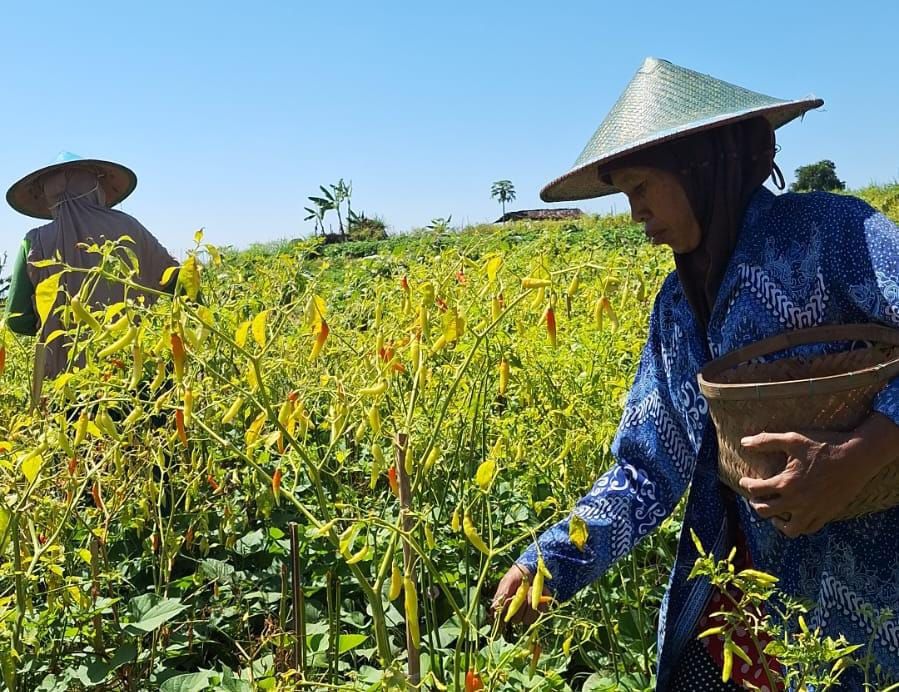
[160, 265, 178, 288]
[251, 311, 268, 348]
[21, 452, 43, 484]
[485, 256, 503, 284]
[35, 273, 61, 326]
[177, 255, 201, 300]
[193, 228, 205, 244]
[205, 244, 222, 266]
[305, 295, 327, 329]
[235, 320, 251, 348]
[77, 548, 92, 565]
[569, 514, 588, 551]
[45, 329, 66, 346]
[475, 459, 496, 490]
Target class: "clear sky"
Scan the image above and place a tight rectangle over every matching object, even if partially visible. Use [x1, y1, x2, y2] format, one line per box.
[1, 0, 897, 268]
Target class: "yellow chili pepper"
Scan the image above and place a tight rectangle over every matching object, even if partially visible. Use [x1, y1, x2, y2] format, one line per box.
[74, 411, 89, 447]
[98, 325, 137, 359]
[499, 359, 510, 395]
[359, 381, 388, 397]
[309, 319, 329, 361]
[367, 404, 382, 435]
[222, 397, 244, 424]
[388, 564, 403, 601]
[345, 544, 370, 565]
[183, 388, 194, 427]
[566, 272, 580, 298]
[521, 277, 551, 289]
[424, 523, 436, 550]
[531, 566, 545, 610]
[149, 360, 166, 391]
[404, 574, 420, 649]
[70, 297, 101, 332]
[130, 340, 144, 390]
[504, 581, 528, 622]
[451, 508, 461, 533]
[463, 514, 490, 555]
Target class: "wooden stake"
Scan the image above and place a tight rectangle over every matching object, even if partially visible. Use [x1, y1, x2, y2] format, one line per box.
[289, 522, 306, 677]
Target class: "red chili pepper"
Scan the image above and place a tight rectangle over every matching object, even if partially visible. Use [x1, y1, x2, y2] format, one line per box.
[67, 456, 78, 475]
[387, 466, 399, 496]
[0, 345, 6, 375]
[207, 474, 220, 493]
[435, 297, 448, 313]
[176, 409, 188, 446]
[544, 306, 557, 348]
[185, 526, 194, 548]
[111, 358, 126, 370]
[400, 275, 409, 292]
[287, 390, 299, 403]
[38, 533, 47, 545]
[465, 669, 484, 691]
[497, 293, 505, 309]
[455, 269, 467, 285]
[171, 333, 185, 383]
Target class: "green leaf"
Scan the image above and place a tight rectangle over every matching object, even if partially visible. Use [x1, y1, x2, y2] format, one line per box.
[338, 633, 367, 654]
[569, 513, 588, 551]
[124, 595, 187, 634]
[159, 671, 216, 692]
[35, 272, 61, 326]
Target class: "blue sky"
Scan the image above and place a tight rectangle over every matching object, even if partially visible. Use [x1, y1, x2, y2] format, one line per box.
[1, 1, 897, 268]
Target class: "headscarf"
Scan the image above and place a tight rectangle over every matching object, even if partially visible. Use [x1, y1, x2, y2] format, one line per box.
[24, 166, 178, 378]
[602, 117, 777, 328]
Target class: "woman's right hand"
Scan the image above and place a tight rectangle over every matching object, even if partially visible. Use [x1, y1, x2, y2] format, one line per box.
[491, 563, 551, 627]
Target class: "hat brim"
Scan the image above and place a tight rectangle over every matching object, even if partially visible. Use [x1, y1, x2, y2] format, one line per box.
[6, 158, 137, 219]
[540, 98, 824, 203]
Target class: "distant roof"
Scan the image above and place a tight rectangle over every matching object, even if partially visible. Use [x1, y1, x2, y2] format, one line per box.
[495, 208, 583, 223]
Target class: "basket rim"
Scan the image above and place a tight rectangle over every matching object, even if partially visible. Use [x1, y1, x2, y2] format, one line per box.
[698, 324, 899, 401]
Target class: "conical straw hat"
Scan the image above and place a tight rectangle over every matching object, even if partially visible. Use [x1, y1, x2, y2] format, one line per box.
[540, 57, 823, 202]
[7, 151, 137, 219]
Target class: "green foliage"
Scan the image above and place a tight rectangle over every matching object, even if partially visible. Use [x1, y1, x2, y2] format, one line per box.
[790, 159, 846, 192]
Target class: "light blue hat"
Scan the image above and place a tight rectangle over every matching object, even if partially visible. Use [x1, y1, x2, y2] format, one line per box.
[7, 151, 137, 219]
[540, 57, 823, 202]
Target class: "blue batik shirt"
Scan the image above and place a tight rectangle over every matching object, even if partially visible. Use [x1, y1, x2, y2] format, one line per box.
[518, 187, 899, 689]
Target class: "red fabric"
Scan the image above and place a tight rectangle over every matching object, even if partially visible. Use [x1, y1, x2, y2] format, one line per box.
[698, 529, 783, 691]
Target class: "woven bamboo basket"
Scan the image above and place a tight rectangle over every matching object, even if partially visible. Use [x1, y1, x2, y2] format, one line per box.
[697, 324, 899, 520]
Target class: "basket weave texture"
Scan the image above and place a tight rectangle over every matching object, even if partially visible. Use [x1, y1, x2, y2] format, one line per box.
[697, 324, 899, 521]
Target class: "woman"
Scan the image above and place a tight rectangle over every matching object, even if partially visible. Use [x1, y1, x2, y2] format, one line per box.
[493, 58, 899, 689]
[4, 152, 179, 384]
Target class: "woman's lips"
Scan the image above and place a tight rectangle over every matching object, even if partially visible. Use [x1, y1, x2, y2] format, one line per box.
[646, 227, 666, 243]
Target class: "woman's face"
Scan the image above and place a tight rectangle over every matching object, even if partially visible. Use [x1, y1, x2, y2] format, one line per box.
[609, 166, 702, 254]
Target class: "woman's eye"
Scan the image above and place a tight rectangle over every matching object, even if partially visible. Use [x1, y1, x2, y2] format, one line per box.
[634, 182, 647, 195]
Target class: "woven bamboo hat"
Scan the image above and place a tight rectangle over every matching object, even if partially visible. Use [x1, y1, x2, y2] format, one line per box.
[7, 151, 137, 219]
[540, 57, 823, 203]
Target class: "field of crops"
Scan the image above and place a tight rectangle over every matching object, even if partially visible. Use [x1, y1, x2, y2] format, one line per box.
[0, 185, 897, 691]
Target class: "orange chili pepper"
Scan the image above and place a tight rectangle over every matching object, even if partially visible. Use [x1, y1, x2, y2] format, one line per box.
[207, 474, 220, 493]
[0, 345, 5, 375]
[309, 319, 329, 361]
[388, 466, 399, 496]
[91, 482, 104, 511]
[400, 275, 410, 292]
[465, 669, 484, 691]
[67, 456, 77, 475]
[272, 467, 283, 497]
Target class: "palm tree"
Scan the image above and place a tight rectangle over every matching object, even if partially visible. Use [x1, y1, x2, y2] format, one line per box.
[491, 180, 516, 219]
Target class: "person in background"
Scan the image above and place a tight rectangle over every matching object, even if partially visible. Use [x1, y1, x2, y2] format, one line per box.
[4, 152, 179, 383]
[493, 58, 899, 690]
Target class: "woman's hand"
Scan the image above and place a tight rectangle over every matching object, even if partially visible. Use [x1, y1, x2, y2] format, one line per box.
[739, 414, 899, 537]
[491, 564, 551, 627]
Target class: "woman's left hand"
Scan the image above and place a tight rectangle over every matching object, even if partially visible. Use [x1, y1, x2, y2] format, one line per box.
[738, 430, 874, 538]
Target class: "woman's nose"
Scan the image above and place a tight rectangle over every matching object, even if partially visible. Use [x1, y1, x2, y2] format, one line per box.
[630, 201, 650, 224]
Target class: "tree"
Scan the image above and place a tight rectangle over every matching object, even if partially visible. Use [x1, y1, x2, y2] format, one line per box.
[790, 160, 846, 193]
[491, 180, 516, 219]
